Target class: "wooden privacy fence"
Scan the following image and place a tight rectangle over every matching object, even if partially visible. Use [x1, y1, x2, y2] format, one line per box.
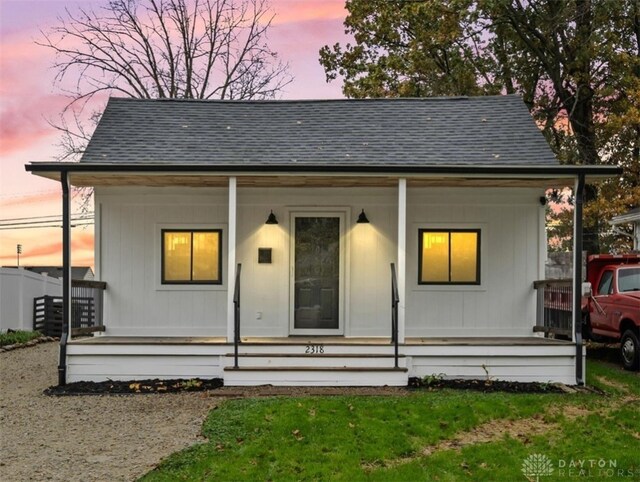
[34, 280, 106, 336]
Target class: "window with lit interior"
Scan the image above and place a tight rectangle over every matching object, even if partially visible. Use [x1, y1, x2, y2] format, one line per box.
[161, 229, 222, 284]
[418, 229, 480, 285]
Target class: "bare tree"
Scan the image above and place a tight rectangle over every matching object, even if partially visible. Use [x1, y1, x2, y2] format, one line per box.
[39, 0, 291, 210]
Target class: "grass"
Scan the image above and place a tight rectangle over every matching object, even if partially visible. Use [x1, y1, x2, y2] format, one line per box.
[141, 361, 640, 481]
[0, 330, 42, 347]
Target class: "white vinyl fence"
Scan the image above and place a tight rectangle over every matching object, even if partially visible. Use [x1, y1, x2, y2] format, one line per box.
[0, 268, 62, 332]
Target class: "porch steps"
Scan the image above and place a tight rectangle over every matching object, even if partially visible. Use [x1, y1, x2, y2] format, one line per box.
[223, 353, 408, 386]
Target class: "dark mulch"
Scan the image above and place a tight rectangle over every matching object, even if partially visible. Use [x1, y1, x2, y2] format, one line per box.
[44, 378, 224, 396]
[408, 377, 566, 393]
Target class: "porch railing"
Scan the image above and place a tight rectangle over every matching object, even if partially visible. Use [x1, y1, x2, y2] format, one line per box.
[532, 279, 573, 338]
[233, 263, 242, 369]
[33, 279, 107, 337]
[390, 263, 400, 368]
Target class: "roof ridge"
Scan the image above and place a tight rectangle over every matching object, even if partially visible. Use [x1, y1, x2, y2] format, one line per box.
[107, 94, 522, 104]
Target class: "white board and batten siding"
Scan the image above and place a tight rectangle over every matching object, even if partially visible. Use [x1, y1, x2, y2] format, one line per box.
[96, 186, 546, 338]
[406, 188, 546, 338]
[96, 188, 229, 337]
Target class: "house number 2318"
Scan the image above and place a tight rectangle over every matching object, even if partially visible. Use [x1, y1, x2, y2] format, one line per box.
[305, 344, 324, 354]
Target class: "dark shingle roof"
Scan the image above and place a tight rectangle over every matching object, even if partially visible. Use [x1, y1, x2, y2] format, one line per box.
[81, 95, 558, 167]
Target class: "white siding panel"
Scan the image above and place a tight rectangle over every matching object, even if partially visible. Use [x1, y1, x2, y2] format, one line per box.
[406, 188, 544, 337]
[96, 188, 229, 336]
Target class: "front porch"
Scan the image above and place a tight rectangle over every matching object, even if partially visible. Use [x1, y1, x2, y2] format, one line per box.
[67, 335, 578, 386]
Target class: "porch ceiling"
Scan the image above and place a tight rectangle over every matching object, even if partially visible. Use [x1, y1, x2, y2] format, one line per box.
[33, 171, 579, 189]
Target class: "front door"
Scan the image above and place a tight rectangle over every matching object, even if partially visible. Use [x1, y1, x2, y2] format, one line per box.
[290, 213, 344, 335]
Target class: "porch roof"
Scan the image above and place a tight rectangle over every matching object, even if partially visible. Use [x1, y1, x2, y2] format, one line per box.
[25, 163, 621, 188]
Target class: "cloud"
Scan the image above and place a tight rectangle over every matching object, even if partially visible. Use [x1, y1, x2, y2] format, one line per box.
[0, 227, 94, 268]
[271, 0, 346, 25]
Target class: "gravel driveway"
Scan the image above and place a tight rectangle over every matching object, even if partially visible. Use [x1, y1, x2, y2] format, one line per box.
[0, 342, 219, 481]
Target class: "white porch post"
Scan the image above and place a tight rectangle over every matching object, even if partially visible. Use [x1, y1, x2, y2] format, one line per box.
[397, 178, 407, 343]
[226, 177, 237, 343]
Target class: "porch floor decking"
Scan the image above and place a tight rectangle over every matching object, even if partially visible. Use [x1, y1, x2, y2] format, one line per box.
[68, 336, 573, 346]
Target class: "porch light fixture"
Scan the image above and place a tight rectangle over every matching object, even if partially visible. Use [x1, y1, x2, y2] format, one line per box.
[265, 210, 279, 225]
[356, 209, 370, 224]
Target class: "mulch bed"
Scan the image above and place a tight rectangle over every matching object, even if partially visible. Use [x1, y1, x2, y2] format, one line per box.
[44, 378, 224, 396]
[408, 377, 567, 393]
[45, 377, 592, 396]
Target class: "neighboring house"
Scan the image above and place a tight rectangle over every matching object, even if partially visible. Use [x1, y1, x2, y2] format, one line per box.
[26, 96, 619, 386]
[2, 266, 94, 281]
[610, 208, 640, 251]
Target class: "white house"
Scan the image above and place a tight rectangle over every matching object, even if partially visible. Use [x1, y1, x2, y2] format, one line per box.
[26, 95, 619, 386]
[610, 208, 640, 251]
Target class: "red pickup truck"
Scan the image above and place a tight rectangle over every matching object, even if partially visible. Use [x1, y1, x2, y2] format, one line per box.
[583, 254, 640, 370]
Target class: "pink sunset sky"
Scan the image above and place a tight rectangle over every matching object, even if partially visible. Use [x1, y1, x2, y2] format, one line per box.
[0, 0, 348, 269]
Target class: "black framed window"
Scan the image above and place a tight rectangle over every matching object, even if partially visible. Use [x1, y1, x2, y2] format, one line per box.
[418, 229, 480, 285]
[161, 229, 222, 284]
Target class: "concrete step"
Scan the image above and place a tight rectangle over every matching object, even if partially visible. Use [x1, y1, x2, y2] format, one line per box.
[223, 366, 408, 387]
[228, 343, 398, 355]
[224, 353, 406, 368]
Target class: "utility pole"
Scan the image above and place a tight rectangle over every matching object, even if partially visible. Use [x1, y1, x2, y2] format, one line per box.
[16, 244, 22, 267]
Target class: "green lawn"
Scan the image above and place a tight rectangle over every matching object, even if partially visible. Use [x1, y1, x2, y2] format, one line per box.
[0, 330, 42, 347]
[142, 361, 640, 481]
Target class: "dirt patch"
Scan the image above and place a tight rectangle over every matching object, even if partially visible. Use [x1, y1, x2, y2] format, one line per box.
[596, 375, 631, 393]
[367, 415, 558, 470]
[45, 377, 224, 395]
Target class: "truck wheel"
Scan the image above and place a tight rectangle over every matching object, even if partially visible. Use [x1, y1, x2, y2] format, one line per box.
[620, 329, 640, 371]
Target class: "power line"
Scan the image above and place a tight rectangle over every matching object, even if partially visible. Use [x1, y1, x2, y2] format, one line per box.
[0, 212, 94, 223]
[0, 222, 94, 231]
[0, 216, 94, 228]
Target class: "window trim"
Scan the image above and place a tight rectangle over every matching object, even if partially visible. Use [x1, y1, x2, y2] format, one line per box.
[161, 228, 223, 285]
[418, 228, 481, 285]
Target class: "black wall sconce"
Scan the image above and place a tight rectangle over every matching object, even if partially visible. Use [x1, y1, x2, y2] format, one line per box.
[265, 210, 278, 225]
[356, 209, 370, 224]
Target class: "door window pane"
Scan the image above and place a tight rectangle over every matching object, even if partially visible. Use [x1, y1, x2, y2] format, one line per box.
[294, 217, 340, 329]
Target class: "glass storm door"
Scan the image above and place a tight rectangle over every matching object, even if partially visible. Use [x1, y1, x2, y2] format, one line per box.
[291, 214, 344, 334]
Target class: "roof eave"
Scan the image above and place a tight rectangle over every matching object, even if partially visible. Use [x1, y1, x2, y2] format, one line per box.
[25, 162, 621, 177]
